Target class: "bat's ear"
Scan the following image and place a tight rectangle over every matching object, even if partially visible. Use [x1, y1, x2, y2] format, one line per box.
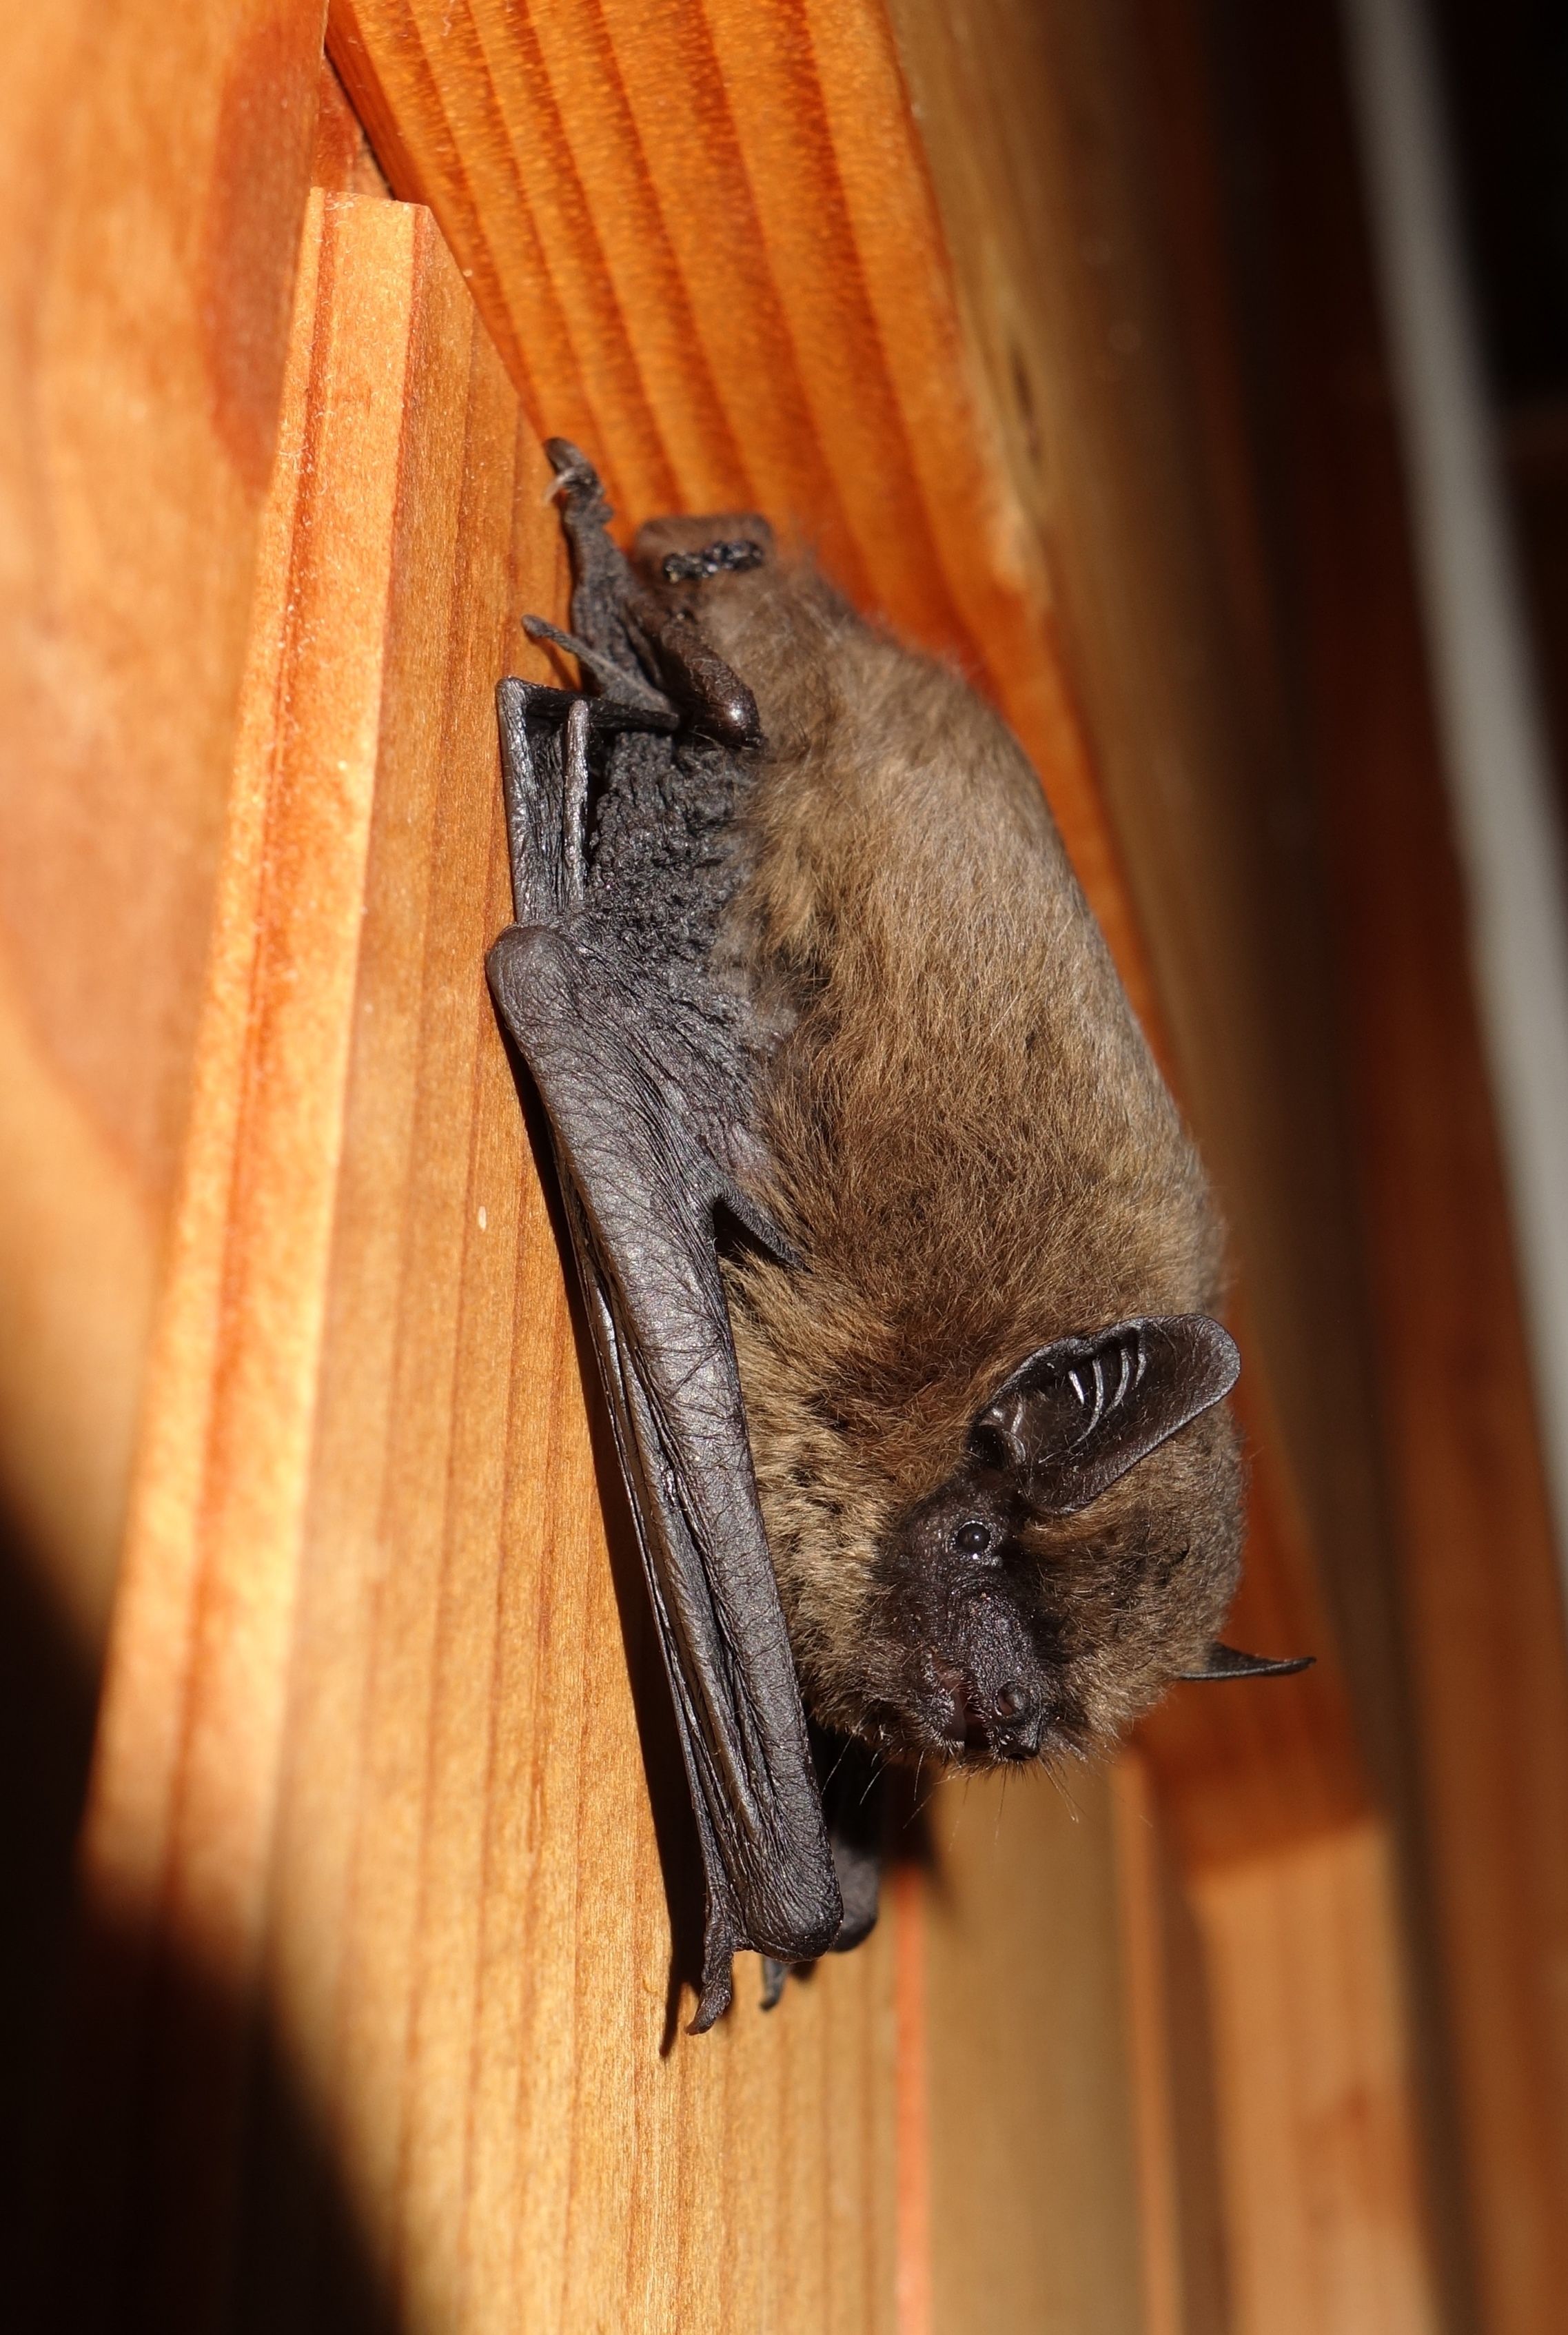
[970, 1315, 1240, 1515]
[1175, 1642, 1315, 1681]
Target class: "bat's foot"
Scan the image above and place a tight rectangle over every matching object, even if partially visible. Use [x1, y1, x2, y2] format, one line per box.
[542, 436, 609, 516]
[760, 1957, 788, 2010]
[522, 613, 674, 723]
[540, 438, 637, 660]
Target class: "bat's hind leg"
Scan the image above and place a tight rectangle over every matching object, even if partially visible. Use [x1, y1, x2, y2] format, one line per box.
[541, 437, 638, 656]
[497, 680, 592, 926]
[522, 615, 674, 724]
[525, 440, 678, 722]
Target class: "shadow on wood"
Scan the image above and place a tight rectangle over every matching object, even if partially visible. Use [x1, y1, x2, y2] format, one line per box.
[0, 1508, 100, 2329]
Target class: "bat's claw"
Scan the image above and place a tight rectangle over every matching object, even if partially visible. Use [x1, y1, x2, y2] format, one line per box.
[689, 1962, 736, 2035]
[542, 436, 607, 509]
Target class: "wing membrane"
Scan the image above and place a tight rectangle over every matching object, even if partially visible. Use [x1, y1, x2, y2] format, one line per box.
[489, 921, 842, 2027]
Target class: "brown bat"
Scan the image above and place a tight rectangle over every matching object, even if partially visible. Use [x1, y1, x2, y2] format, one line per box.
[487, 442, 1307, 2026]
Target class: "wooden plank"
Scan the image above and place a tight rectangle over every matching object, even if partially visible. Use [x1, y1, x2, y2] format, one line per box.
[309, 7, 1428, 2320]
[313, 50, 391, 195]
[63, 189, 898, 2332]
[1160, 2, 1568, 2323]
[1112, 1755, 1232, 2335]
[0, 0, 327, 1648]
[922, 1765, 1145, 2335]
[1194, 1828, 1441, 2335]
[314, 20, 1379, 2326]
[890, 1864, 933, 2335]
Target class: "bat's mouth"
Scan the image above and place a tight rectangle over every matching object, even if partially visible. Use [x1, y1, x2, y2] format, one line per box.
[931, 1661, 1045, 1760]
[861, 1662, 1046, 1764]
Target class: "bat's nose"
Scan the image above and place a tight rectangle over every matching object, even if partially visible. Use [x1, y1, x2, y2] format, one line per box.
[928, 1666, 1042, 1758]
[988, 1681, 1043, 1760]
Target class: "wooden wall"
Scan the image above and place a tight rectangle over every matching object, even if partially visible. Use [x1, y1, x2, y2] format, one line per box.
[0, 1, 1562, 2329]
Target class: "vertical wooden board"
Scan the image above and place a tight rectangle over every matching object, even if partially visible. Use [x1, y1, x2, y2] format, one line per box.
[1194, 1827, 1440, 2335]
[0, 0, 327, 1640]
[1177, 3, 1568, 2321]
[70, 186, 898, 2332]
[922, 1765, 1146, 2335]
[309, 13, 1445, 2325]
[1112, 1755, 1233, 2335]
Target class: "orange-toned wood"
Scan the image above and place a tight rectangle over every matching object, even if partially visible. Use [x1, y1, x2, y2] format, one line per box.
[1194, 1826, 1440, 2335]
[1155, 3, 1568, 2323]
[1112, 1755, 1231, 2335]
[305, 11, 1445, 2321]
[63, 191, 899, 2332]
[323, 0, 1143, 1001]
[1114, 1761, 1192, 2335]
[890, 1864, 932, 2335]
[920, 1766, 1145, 2335]
[0, 0, 327, 1649]
[313, 50, 391, 194]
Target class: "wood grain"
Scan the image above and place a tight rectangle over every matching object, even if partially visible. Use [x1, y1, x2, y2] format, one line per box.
[323, 0, 1146, 1001]
[313, 50, 391, 196]
[0, 0, 327, 1646]
[54, 3, 1547, 2326]
[1195, 1828, 1441, 2335]
[923, 1764, 1145, 2335]
[67, 190, 898, 2333]
[1112, 1754, 1231, 2335]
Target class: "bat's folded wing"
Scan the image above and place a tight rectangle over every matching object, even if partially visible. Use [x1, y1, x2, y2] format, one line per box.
[488, 921, 843, 2028]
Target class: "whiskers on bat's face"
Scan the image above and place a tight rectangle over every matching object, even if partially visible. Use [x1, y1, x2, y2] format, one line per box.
[758, 1314, 1262, 1767]
[859, 1404, 1247, 1769]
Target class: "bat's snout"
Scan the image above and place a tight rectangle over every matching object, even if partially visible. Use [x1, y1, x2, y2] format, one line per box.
[930, 1662, 1045, 1763]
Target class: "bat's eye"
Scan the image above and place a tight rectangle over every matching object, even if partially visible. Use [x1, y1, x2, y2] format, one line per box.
[952, 1520, 995, 1559]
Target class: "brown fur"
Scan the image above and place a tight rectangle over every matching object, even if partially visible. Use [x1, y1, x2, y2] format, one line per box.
[635, 527, 1245, 1765]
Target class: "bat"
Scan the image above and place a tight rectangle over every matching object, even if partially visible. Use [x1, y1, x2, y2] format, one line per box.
[487, 441, 1309, 2027]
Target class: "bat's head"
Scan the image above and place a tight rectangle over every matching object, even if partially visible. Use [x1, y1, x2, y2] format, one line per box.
[854, 1316, 1298, 1765]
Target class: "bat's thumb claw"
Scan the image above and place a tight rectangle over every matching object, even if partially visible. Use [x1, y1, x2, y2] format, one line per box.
[689, 1960, 735, 2035]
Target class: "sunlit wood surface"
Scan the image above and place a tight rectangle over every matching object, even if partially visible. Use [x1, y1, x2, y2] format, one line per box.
[311, 18, 1449, 2318]
[0, 0, 327, 1647]
[314, 7, 1429, 2321]
[15, 0, 1560, 2325]
[68, 190, 902, 2333]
